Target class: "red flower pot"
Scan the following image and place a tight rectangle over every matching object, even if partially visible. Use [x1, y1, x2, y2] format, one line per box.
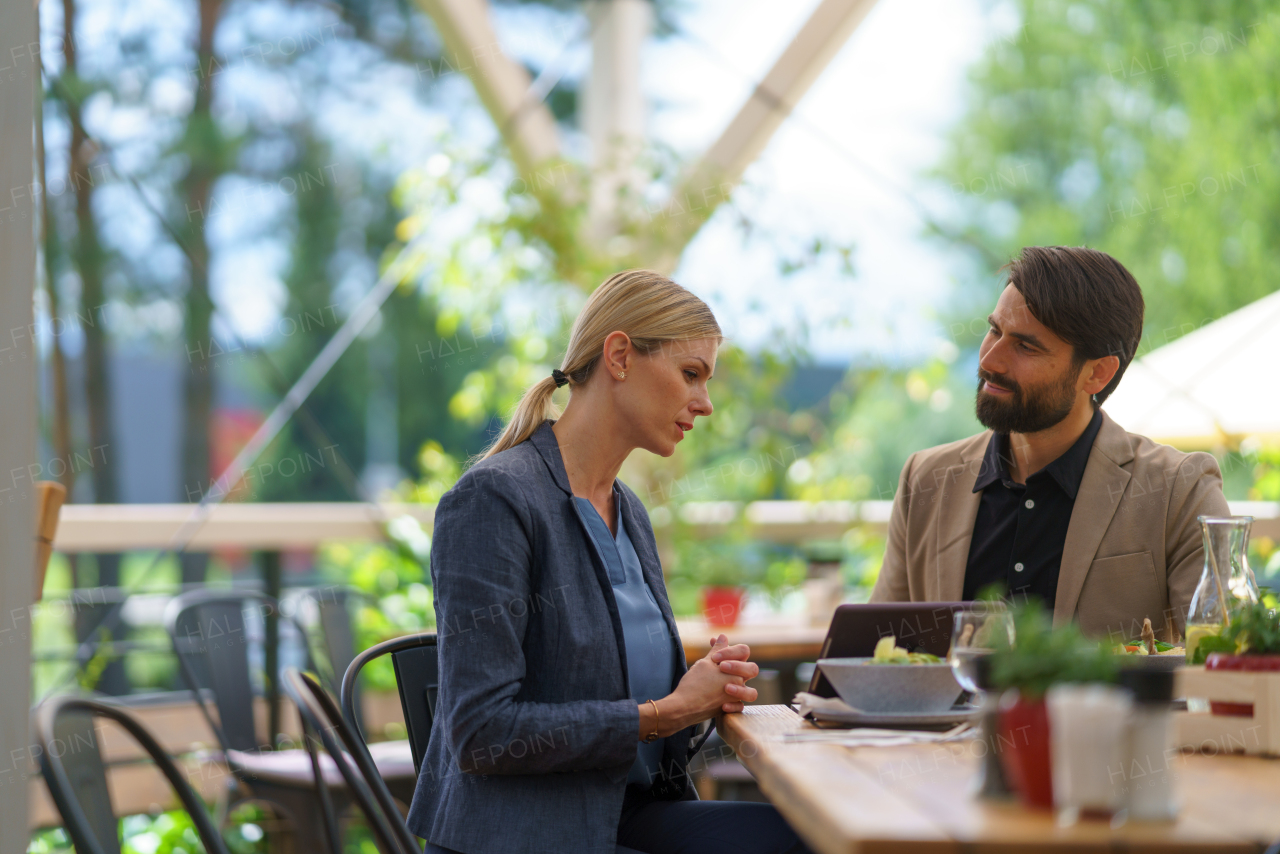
[701, 586, 746, 627]
[1205, 653, 1280, 717]
[997, 693, 1054, 809]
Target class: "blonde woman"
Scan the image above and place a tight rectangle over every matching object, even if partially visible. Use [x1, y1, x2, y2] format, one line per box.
[407, 271, 808, 854]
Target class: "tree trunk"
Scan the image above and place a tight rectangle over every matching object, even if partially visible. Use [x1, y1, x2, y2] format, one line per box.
[178, 0, 224, 585]
[34, 21, 75, 495]
[64, 0, 127, 695]
[63, 0, 114, 506]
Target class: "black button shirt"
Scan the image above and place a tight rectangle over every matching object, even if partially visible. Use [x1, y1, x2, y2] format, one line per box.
[962, 408, 1103, 609]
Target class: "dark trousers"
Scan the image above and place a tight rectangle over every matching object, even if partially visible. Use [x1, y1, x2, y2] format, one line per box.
[423, 790, 811, 854]
[616, 791, 810, 854]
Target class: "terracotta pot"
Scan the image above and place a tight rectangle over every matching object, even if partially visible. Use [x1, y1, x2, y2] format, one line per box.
[997, 693, 1053, 809]
[1205, 653, 1280, 717]
[700, 586, 746, 627]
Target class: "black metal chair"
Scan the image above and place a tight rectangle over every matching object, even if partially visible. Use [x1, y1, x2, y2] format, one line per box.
[339, 632, 438, 775]
[293, 589, 422, 802]
[283, 669, 421, 854]
[162, 588, 348, 853]
[290, 586, 364, 699]
[35, 695, 232, 854]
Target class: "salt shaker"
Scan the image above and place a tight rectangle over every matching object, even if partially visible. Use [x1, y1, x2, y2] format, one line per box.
[1046, 683, 1133, 821]
[1118, 669, 1178, 821]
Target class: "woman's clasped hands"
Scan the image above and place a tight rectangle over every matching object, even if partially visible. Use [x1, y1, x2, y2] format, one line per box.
[640, 634, 760, 740]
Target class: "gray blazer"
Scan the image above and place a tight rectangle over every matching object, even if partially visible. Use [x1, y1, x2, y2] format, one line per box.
[406, 421, 695, 854]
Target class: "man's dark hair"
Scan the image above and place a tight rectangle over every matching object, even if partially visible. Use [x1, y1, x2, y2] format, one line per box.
[1003, 246, 1144, 406]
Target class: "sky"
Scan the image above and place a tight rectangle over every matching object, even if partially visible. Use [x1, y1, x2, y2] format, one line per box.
[647, 0, 1000, 366]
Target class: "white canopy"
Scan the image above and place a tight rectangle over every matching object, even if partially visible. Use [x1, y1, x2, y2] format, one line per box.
[1103, 288, 1280, 449]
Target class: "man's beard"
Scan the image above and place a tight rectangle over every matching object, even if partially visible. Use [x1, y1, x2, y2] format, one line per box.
[974, 365, 1080, 434]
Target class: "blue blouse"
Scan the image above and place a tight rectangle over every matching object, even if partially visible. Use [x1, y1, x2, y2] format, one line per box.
[574, 490, 676, 788]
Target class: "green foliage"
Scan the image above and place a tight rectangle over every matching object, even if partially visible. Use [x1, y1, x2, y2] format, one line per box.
[764, 554, 810, 593]
[121, 811, 203, 854]
[1244, 450, 1280, 587]
[402, 441, 462, 504]
[123, 625, 179, 692]
[390, 147, 588, 435]
[1221, 600, 1280, 656]
[317, 541, 433, 690]
[78, 628, 117, 692]
[840, 528, 888, 592]
[27, 803, 270, 854]
[1191, 631, 1239, 664]
[239, 135, 496, 502]
[221, 804, 270, 854]
[672, 536, 763, 589]
[318, 542, 432, 612]
[662, 519, 817, 614]
[988, 600, 1119, 700]
[390, 134, 855, 512]
[1249, 447, 1280, 501]
[649, 346, 812, 505]
[28, 828, 72, 854]
[935, 0, 1280, 339]
[788, 358, 982, 503]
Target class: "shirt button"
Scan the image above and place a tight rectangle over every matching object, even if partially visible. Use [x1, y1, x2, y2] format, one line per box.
[1024, 499, 1035, 509]
[1014, 562, 1025, 572]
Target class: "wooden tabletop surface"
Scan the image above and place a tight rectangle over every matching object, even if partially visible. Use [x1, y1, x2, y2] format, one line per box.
[675, 618, 827, 665]
[719, 704, 1280, 854]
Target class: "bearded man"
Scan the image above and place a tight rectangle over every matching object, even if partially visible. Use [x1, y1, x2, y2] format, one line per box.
[870, 246, 1228, 643]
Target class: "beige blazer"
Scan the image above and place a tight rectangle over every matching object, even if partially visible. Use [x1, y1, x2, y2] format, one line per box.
[869, 410, 1229, 642]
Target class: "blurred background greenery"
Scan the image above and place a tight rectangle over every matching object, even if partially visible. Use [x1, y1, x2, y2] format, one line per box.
[32, 0, 1280, 656]
[26, 0, 1280, 846]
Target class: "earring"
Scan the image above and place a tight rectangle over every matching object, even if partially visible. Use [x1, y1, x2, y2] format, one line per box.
[617, 371, 626, 379]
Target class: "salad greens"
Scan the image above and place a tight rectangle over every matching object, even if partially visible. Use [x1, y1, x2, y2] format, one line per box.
[869, 635, 942, 664]
[1114, 639, 1178, 655]
[1191, 601, 1280, 663]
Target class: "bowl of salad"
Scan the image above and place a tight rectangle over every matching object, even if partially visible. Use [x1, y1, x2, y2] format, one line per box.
[1113, 618, 1185, 672]
[817, 636, 964, 713]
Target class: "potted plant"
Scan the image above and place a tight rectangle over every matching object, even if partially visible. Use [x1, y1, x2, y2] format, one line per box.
[987, 602, 1118, 809]
[1199, 600, 1280, 716]
[693, 544, 749, 627]
[672, 537, 762, 627]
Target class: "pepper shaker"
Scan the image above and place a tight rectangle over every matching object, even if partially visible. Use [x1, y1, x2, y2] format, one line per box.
[1118, 668, 1178, 822]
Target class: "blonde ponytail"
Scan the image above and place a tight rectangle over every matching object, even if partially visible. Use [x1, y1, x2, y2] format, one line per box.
[481, 269, 721, 459]
[483, 375, 561, 460]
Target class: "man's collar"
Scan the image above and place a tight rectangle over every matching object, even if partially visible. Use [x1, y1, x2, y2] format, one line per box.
[973, 432, 1011, 493]
[972, 407, 1104, 497]
[1041, 408, 1104, 498]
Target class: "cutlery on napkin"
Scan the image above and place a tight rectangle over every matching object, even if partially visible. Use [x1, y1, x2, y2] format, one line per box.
[787, 692, 976, 746]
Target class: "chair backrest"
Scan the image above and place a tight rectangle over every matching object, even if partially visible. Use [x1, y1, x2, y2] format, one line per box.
[36, 695, 231, 854]
[283, 669, 420, 854]
[339, 632, 438, 774]
[294, 586, 361, 701]
[163, 589, 315, 753]
[313, 588, 358, 684]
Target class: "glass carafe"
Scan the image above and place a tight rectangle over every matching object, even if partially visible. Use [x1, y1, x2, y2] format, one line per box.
[1185, 515, 1258, 661]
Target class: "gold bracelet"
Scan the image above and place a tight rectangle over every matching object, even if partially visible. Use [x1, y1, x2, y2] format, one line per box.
[643, 699, 660, 743]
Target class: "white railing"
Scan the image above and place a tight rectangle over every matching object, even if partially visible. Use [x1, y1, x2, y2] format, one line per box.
[53, 500, 1280, 551]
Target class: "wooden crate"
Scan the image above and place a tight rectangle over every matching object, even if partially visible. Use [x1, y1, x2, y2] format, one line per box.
[1174, 665, 1280, 756]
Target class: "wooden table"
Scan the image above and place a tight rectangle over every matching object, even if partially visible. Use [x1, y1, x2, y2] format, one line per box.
[719, 705, 1280, 854]
[675, 618, 827, 666]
